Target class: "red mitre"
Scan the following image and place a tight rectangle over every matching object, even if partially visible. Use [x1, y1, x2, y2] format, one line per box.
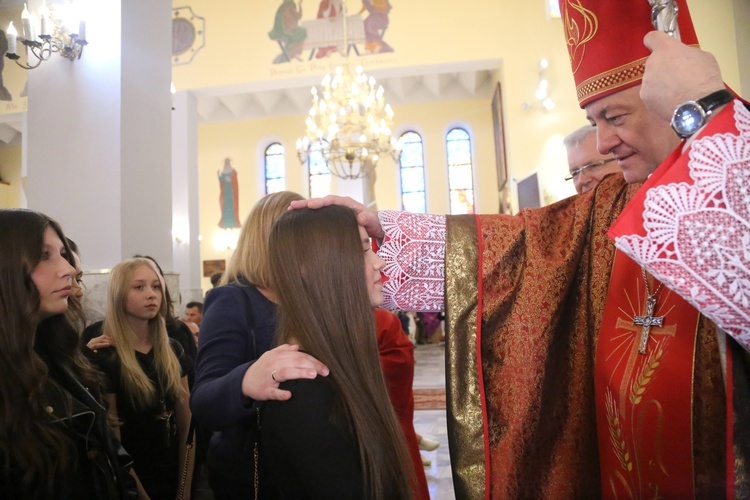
[559, 0, 699, 108]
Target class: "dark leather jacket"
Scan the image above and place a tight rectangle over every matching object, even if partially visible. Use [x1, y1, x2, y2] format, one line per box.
[1, 362, 138, 499]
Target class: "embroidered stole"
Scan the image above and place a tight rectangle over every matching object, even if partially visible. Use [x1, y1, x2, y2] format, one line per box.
[595, 251, 700, 498]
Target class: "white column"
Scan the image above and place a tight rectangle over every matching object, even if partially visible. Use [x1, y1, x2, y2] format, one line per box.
[171, 90, 203, 304]
[24, 0, 173, 272]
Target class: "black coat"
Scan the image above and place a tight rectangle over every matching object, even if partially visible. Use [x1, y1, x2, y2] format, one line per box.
[0, 360, 137, 499]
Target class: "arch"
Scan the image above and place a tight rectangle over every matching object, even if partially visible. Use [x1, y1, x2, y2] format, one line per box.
[264, 142, 286, 194]
[308, 140, 332, 198]
[398, 130, 426, 213]
[446, 127, 475, 214]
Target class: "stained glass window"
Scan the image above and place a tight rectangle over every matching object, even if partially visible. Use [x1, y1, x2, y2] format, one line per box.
[548, 0, 561, 19]
[399, 131, 426, 213]
[264, 143, 285, 194]
[308, 140, 332, 198]
[446, 128, 475, 214]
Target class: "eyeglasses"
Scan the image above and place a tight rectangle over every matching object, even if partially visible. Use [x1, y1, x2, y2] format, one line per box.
[565, 157, 617, 181]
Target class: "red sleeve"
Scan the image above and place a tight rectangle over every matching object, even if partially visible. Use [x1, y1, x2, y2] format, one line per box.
[374, 309, 429, 499]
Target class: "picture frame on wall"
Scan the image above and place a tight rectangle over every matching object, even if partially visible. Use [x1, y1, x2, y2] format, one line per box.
[202, 259, 226, 278]
[491, 82, 510, 214]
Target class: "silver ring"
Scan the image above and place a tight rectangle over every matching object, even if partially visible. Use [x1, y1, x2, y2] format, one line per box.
[271, 370, 278, 382]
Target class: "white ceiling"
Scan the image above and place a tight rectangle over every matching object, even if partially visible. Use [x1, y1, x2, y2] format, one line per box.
[190, 59, 501, 123]
[0, 59, 500, 144]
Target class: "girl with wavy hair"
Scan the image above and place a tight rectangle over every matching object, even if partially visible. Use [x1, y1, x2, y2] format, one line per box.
[90, 257, 193, 498]
[0, 209, 135, 498]
[261, 205, 413, 499]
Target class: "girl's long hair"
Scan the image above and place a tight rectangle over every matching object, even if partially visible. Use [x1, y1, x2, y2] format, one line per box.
[269, 206, 413, 499]
[0, 209, 102, 497]
[221, 190, 304, 287]
[102, 258, 183, 409]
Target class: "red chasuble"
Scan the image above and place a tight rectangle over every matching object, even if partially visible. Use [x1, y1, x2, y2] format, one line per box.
[443, 176, 735, 498]
[609, 100, 750, 499]
[595, 251, 700, 497]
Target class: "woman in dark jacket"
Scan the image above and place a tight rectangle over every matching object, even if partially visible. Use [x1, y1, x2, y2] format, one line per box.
[0, 209, 136, 498]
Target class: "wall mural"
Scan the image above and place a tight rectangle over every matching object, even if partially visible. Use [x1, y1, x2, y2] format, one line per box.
[172, 6, 206, 66]
[269, 0, 393, 64]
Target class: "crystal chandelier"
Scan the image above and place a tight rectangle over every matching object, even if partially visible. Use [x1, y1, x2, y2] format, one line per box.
[296, 62, 399, 180]
[296, 2, 399, 180]
[5, 1, 88, 70]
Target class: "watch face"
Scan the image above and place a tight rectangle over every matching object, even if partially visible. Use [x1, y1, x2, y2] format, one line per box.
[672, 102, 704, 138]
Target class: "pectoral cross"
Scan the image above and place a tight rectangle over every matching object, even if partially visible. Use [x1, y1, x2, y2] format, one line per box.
[633, 295, 665, 354]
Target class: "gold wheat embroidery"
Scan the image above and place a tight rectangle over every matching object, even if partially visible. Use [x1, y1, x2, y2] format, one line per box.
[606, 390, 633, 472]
[629, 340, 667, 405]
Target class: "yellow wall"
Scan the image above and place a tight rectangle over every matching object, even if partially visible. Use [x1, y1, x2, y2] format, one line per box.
[0, 145, 22, 208]
[196, 97, 497, 290]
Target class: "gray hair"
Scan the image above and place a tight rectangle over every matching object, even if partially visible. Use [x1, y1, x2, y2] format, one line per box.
[563, 124, 597, 150]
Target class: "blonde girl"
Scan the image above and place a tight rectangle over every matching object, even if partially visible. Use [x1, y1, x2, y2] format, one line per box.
[91, 257, 193, 499]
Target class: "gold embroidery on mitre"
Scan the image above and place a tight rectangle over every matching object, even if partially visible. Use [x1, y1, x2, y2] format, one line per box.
[562, 0, 598, 74]
[576, 57, 647, 104]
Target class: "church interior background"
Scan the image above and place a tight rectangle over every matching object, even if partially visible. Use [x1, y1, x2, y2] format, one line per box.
[0, 0, 746, 312]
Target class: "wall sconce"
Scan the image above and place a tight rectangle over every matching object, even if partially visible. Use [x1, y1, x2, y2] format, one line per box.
[213, 229, 239, 252]
[523, 58, 555, 111]
[6, 1, 88, 70]
[172, 227, 189, 245]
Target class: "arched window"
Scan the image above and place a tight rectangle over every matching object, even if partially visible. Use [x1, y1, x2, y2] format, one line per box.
[308, 140, 332, 198]
[264, 142, 285, 194]
[398, 131, 426, 213]
[446, 128, 475, 214]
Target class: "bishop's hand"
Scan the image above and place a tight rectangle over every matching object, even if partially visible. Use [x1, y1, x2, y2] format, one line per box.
[289, 195, 384, 240]
[641, 31, 726, 124]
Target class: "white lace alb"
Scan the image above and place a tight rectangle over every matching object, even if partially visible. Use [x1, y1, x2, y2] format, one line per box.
[614, 100, 750, 351]
[377, 210, 446, 312]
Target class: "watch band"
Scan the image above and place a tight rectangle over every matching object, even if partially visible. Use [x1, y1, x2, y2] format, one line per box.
[696, 89, 733, 114]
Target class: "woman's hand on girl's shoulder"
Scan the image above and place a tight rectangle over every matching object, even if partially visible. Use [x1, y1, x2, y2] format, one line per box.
[87, 334, 115, 353]
[241, 344, 330, 401]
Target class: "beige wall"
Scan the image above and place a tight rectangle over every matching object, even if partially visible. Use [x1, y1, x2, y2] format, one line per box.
[0, 145, 22, 208]
[196, 98, 498, 290]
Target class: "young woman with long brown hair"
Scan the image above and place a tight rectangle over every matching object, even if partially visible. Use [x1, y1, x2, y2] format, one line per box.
[0, 209, 136, 498]
[260, 205, 413, 499]
[191, 191, 329, 499]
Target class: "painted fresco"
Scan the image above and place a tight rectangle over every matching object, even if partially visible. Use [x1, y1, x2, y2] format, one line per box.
[269, 0, 393, 64]
[172, 7, 206, 65]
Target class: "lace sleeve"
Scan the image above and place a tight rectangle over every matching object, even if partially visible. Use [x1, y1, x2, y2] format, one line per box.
[611, 100, 750, 351]
[377, 210, 446, 312]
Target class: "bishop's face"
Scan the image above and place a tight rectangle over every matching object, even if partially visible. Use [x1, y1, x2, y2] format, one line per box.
[585, 86, 680, 184]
